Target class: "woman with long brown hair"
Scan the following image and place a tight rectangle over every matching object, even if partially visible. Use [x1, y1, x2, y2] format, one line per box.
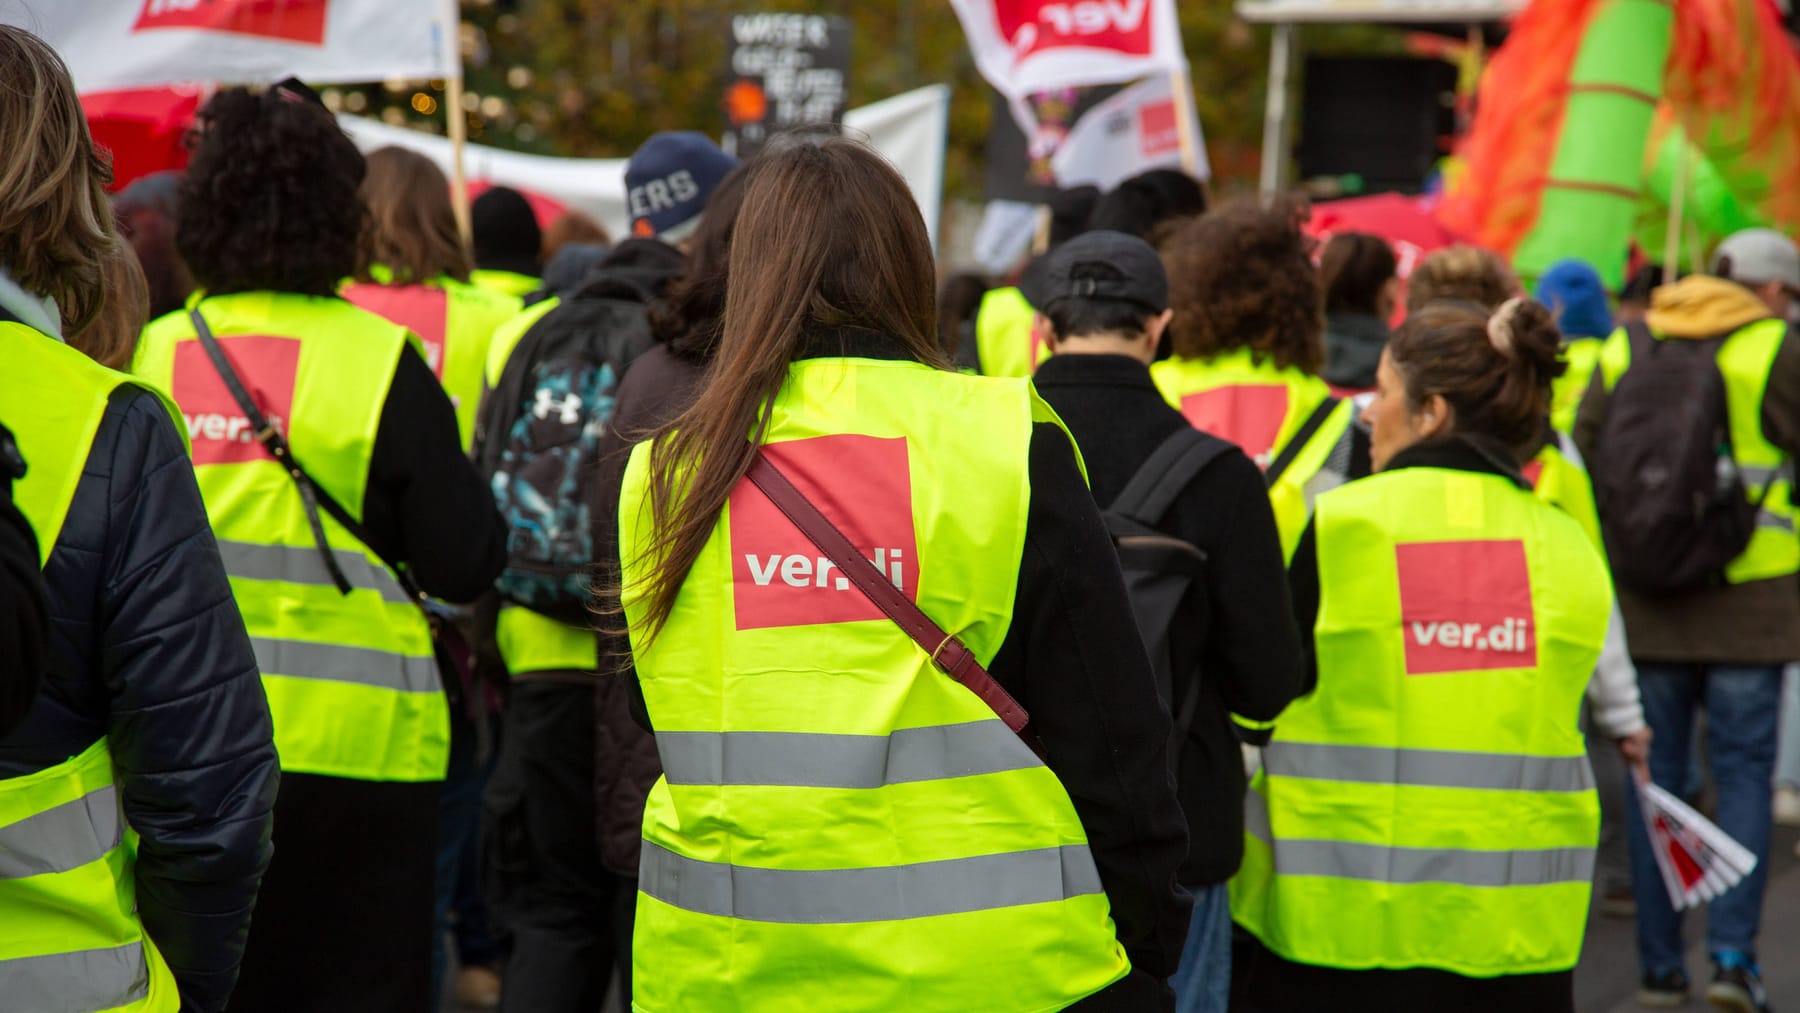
[615, 137, 1189, 1010]
[344, 145, 523, 450]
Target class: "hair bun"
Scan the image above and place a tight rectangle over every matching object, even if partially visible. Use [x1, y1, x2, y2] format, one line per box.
[1495, 296, 1565, 385]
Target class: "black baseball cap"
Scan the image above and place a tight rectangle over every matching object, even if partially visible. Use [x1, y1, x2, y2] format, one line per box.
[1020, 229, 1169, 314]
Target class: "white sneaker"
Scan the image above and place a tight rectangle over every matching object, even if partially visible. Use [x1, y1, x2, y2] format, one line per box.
[1775, 786, 1800, 826]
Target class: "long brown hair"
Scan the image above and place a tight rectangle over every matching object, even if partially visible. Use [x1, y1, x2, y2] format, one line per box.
[632, 137, 941, 642]
[647, 164, 751, 364]
[69, 243, 150, 371]
[0, 26, 118, 337]
[356, 146, 470, 284]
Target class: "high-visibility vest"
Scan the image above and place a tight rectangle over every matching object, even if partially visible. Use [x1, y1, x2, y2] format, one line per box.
[619, 357, 1129, 1011]
[1232, 465, 1610, 977]
[342, 268, 522, 451]
[1526, 433, 1603, 553]
[478, 296, 594, 675]
[1595, 318, 1800, 584]
[469, 269, 540, 300]
[0, 322, 181, 1010]
[1150, 348, 1356, 558]
[974, 286, 1048, 378]
[135, 292, 447, 782]
[1549, 338, 1603, 434]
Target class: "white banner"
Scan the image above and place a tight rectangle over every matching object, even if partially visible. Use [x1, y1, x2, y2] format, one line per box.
[1050, 74, 1209, 189]
[2, 0, 459, 92]
[337, 85, 953, 250]
[949, 0, 1188, 102]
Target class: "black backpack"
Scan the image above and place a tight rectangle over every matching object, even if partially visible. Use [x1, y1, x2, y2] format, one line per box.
[1102, 428, 1231, 766]
[473, 285, 658, 626]
[1591, 321, 1770, 595]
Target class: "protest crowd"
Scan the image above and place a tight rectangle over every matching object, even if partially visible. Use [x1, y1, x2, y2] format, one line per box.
[6, 3, 1800, 1013]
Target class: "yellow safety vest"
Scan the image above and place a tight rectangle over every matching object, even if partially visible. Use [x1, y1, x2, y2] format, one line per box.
[469, 269, 540, 300]
[1549, 338, 1603, 435]
[477, 296, 594, 675]
[0, 322, 181, 1010]
[974, 286, 1049, 378]
[1232, 464, 1609, 977]
[1150, 349, 1356, 559]
[1527, 434, 1603, 553]
[1595, 318, 1800, 584]
[343, 268, 522, 451]
[619, 356, 1129, 1011]
[135, 293, 447, 782]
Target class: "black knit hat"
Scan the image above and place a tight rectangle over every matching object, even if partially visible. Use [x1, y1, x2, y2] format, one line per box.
[471, 187, 543, 276]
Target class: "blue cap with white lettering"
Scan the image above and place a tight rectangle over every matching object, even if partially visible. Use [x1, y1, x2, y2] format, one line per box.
[624, 131, 739, 243]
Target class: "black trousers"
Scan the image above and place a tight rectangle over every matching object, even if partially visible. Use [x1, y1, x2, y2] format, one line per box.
[482, 680, 634, 1013]
[1230, 929, 1575, 1013]
[231, 772, 440, 1013]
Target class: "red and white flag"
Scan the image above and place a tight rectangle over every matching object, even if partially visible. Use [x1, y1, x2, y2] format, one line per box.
[1049, 74, 1208, 189]
[949, 0, 1188, 102]
[2, 0, 458, 92]
[1638, 777, 1758, 911]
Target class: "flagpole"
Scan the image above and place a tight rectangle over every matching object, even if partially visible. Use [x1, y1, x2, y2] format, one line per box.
[1170, 65, 1201, 178]
[446, 71, 472, 249]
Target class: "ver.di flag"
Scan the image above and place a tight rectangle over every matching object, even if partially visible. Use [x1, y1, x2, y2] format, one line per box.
[949, 0, 1188, 104]
[1638, 776, 1758, 911]
[1, 0, 459, 92]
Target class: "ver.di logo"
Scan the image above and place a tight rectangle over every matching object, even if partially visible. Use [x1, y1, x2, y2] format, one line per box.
[1394, 539, 1537, 675]
[133, 0, 330, 46]
[171, 335, 302, 467]
[728, 434, 919, 631]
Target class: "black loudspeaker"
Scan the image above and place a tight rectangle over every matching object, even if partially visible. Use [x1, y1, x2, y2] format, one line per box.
[1298, 56, 1459, 195]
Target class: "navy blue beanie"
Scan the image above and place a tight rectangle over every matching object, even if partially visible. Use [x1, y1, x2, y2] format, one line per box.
[1533, 259, 1614, 339]
[624, 132, 738, 242]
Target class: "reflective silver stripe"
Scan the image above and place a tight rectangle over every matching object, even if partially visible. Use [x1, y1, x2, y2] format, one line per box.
[1740, 464, 1787, 486]
[250, 637, 440, 693]
[1757, 510, 1795, 533]
[0, 942, 149, 1011]
[217, 539, 411, 604]
[1263, 742, 1595, 793]
[639, 842, 1104, 924]
[657, 720, 1041, 788]
[1244, 784, 1595, 887]
[0, 785, 121, 879]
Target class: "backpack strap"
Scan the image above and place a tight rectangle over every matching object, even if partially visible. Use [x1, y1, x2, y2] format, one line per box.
[1109, 427, 1233, 527]
[1265, 395, 1341, 487]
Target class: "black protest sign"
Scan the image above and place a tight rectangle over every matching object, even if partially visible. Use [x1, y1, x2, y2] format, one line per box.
[723, 13, 851, 158]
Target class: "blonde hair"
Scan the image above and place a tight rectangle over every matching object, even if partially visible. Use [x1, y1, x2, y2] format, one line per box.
[1405, 245, 1518, 315]
[0, 26, 118, 336]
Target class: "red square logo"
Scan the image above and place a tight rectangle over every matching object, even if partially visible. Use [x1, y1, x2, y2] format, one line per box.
[1138, 99, 1178, 158]
[1179, 384, 1290, 468]
[171, 336, 301, 467]
[1394, 540, 1536, 675]
[342, 284, 449, 378]
[994, 0, 1155, 64]
[728, 435, 919, 631]
[133, 0, 330, 46]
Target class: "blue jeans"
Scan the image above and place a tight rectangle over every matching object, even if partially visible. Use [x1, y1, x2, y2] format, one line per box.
[1625, 663, 1782, 974]
[1167, 882, 1231, 1013]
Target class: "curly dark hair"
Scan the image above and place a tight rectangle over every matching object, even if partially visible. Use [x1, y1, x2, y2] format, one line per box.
[177, 88, 365, 297]
[1161, 198, 1323, 373]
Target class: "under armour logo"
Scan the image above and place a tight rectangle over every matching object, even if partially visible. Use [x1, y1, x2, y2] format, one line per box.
[533, 389, 583, 425]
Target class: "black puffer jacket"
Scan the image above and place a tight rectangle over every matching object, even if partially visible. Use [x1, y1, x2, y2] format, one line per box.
[0, 385, 279, 1013]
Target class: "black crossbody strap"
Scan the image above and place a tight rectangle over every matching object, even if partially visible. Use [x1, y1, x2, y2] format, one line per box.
[1265, 395, 1341, 487]
[189, 309, 427, 605]
[1109, 428, 1230, 526]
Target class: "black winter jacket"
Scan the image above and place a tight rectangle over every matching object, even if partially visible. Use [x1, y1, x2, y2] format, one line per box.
[0, 384, 279, 1013]
[1, 419, 48, 734]
[1033, 353, 1308, 886]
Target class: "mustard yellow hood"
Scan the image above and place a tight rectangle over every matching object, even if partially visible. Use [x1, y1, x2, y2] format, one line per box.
[1645, 275, 1773, 338]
